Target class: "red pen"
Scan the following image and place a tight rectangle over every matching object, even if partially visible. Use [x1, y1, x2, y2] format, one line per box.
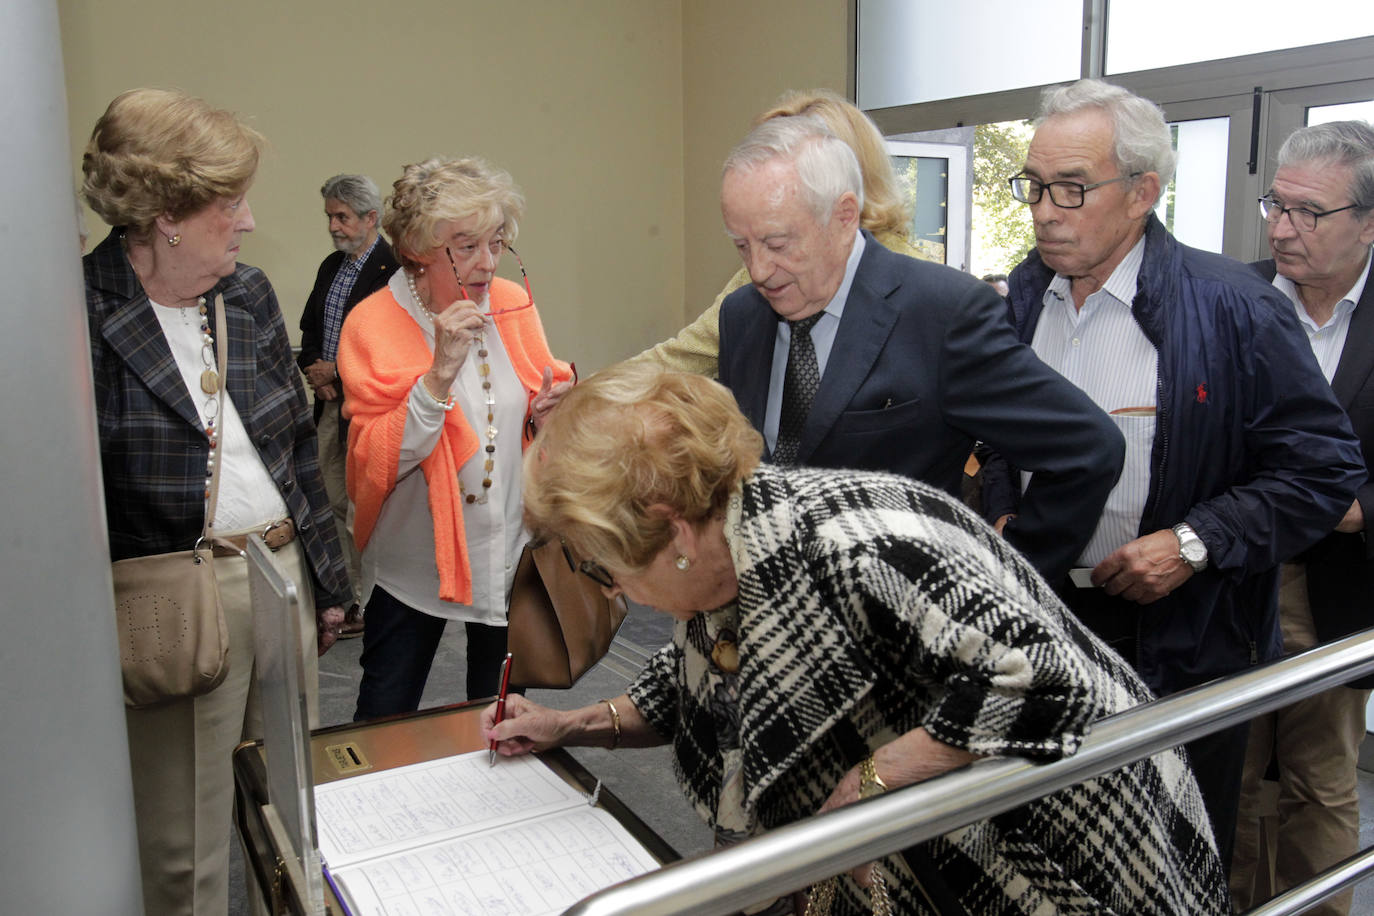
[489, 652, 513, 766]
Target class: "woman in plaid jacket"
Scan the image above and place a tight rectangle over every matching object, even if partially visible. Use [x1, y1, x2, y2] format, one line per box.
[82, 88, 349, 916]
[487, 366, 1229, 915]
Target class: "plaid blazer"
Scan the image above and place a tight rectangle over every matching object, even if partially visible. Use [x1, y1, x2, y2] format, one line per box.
[85, 229, 350, 609]
[628, 464, 1228, 915]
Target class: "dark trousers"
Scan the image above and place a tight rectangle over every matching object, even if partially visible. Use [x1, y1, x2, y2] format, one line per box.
[1062, 585, 1249, 874]
[353, 585, 511, 721]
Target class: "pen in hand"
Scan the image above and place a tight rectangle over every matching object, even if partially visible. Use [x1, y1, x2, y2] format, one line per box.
[489, 652, 513, 766]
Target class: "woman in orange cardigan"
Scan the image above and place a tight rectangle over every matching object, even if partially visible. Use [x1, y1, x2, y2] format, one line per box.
[339, 157, 573, 718]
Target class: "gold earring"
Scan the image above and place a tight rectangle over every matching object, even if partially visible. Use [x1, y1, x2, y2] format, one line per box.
[675, 555, 690, 571]
[167, 234, 181, 247]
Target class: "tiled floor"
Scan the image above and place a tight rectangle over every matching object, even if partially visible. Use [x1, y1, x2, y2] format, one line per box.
[231, 606, 1374, 913]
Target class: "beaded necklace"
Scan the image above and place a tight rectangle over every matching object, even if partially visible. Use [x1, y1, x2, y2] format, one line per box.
[406, 270, 497, 505]
[175, 296, 221, 498]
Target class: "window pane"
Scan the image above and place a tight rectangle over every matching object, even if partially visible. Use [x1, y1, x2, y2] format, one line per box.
[1157, 118, 1229, 253]
[1307, 100, 1374, 125]
[857, 0, 1081, 110]
[1107, 0, 1372, 74]
[887, 137, 970, 270]
[969, 121, 1036, 277]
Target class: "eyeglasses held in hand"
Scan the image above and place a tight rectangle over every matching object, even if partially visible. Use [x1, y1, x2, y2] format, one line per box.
[444, 241, 536, 317]
[1008, 172, 1142, 208]
[1257, 196, 1360, 233]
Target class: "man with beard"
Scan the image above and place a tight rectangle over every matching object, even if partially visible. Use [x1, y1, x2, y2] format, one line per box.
[299, 174, 396, 636]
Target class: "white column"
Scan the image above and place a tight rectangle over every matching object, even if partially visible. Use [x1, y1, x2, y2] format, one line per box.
[0, 2, 144, 912]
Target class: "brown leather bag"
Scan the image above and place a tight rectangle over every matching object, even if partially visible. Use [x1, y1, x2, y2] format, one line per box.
[113, 543, 231, 707]
[506, 538, 628, 688]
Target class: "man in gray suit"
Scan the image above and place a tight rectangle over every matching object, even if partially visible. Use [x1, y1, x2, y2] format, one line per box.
[1232, 120, 1374, 915]
[716, 114, 1125, 582]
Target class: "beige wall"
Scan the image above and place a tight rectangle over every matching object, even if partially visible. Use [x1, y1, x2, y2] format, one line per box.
[681, 1, 850, 323]
[60, 0, 848, 370]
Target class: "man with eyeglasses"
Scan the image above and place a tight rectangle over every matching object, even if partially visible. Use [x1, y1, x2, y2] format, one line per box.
[298, 174, 397, 637]
[984, 79, 1363, 873]
[716, 113, 1126, 584]
[1231, 120, 1374, 915]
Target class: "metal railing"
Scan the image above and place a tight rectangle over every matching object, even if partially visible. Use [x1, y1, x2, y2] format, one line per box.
[565, 628, 1374, 916]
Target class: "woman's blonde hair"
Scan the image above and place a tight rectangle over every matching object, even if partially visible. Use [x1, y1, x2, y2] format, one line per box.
[383, 157, 525, 271]
[523, 365, 763, 574]
[757, 89, 911, 237]
[81, 88, 263, 238]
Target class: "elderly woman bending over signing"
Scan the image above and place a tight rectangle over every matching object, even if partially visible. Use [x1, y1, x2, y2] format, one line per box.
[486, 366, 1229, 915]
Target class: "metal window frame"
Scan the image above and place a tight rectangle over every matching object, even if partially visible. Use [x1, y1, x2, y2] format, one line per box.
[848, 2, 1374, 262]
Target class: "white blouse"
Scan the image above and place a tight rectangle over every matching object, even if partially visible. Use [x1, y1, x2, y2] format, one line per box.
[359, 270, 529, 624]
[149, 300, 288, 532]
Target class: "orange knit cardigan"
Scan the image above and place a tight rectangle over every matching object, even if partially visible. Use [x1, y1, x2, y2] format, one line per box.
[338, 276, 571, 604]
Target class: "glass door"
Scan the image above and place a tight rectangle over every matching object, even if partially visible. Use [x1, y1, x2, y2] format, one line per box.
[886, 139, 970, 271]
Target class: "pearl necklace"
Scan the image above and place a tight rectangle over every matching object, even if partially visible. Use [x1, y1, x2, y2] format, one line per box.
[406, 270, 497, 505]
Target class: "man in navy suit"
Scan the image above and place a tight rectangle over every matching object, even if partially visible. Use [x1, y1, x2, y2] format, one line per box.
[298, 174, 396, 635]
[1231, 120, 1374, 915]
[716, 113, 1125, 583]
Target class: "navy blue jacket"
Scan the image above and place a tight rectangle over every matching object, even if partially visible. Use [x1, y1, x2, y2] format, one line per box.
[297, 238, 397, 434]
[991, 215, 1365, 694]
[719, 230, 1125, 583]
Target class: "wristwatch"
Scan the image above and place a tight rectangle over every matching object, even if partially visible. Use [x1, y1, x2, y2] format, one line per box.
[1172, 522, 1209, 573]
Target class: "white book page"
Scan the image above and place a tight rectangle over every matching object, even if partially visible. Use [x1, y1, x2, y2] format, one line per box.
[331, 805, 660, 916]
[315, 750, 590, 869]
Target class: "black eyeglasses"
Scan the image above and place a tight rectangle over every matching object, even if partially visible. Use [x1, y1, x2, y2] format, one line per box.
[1258, 197, 1360, 233]
[576, 557, 616, 590]
[444, 241, 535, 317]
[1008, 172, 1142, 208]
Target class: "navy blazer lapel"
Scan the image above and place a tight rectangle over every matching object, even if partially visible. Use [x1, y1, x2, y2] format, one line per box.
[347, 241, 395, 311]
[732, 292, 782, 436]
[1330, 266, 1374, 408]
[1258, 256, 1374, 409]
[798, 234, 901, 463]
[212, 287, 258, 427]
[91, 236, 206, 433]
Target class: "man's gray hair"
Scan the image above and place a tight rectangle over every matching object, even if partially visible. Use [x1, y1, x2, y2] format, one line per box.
[1038, 79, 1177, 203]
[320, 173, 382, 218]
[722, 114, 864, 223]
[1276, 120, 1374, 211]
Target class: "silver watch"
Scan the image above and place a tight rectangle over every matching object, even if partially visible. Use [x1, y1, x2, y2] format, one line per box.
[1172, 522, 1208, 573]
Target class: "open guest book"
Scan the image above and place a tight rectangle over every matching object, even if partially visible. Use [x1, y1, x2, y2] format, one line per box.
[315, 749, 661, 915]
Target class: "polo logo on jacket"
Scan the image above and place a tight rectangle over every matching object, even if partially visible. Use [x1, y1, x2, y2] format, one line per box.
[1196, 382, 1208, 404]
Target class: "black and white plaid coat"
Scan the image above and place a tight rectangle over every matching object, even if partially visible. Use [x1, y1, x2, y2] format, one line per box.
[627, 465, 1229, 914]
[84, 229, 350, 609]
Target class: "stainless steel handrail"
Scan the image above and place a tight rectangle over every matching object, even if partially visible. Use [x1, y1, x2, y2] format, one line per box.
[1246, 848, 1374, 916]
[565, 628, 1374, 916]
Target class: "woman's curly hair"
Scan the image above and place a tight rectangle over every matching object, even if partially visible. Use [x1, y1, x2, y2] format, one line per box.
[382, 156, 524, 271]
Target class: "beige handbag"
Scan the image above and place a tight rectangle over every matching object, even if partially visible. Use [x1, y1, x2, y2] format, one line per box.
[506, 537, 628, 688]
[112, 294, 233, 709]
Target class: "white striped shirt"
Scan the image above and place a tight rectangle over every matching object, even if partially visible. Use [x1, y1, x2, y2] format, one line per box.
[1028, 236, 1156, 566]
[1272, 249, 1371, 384]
